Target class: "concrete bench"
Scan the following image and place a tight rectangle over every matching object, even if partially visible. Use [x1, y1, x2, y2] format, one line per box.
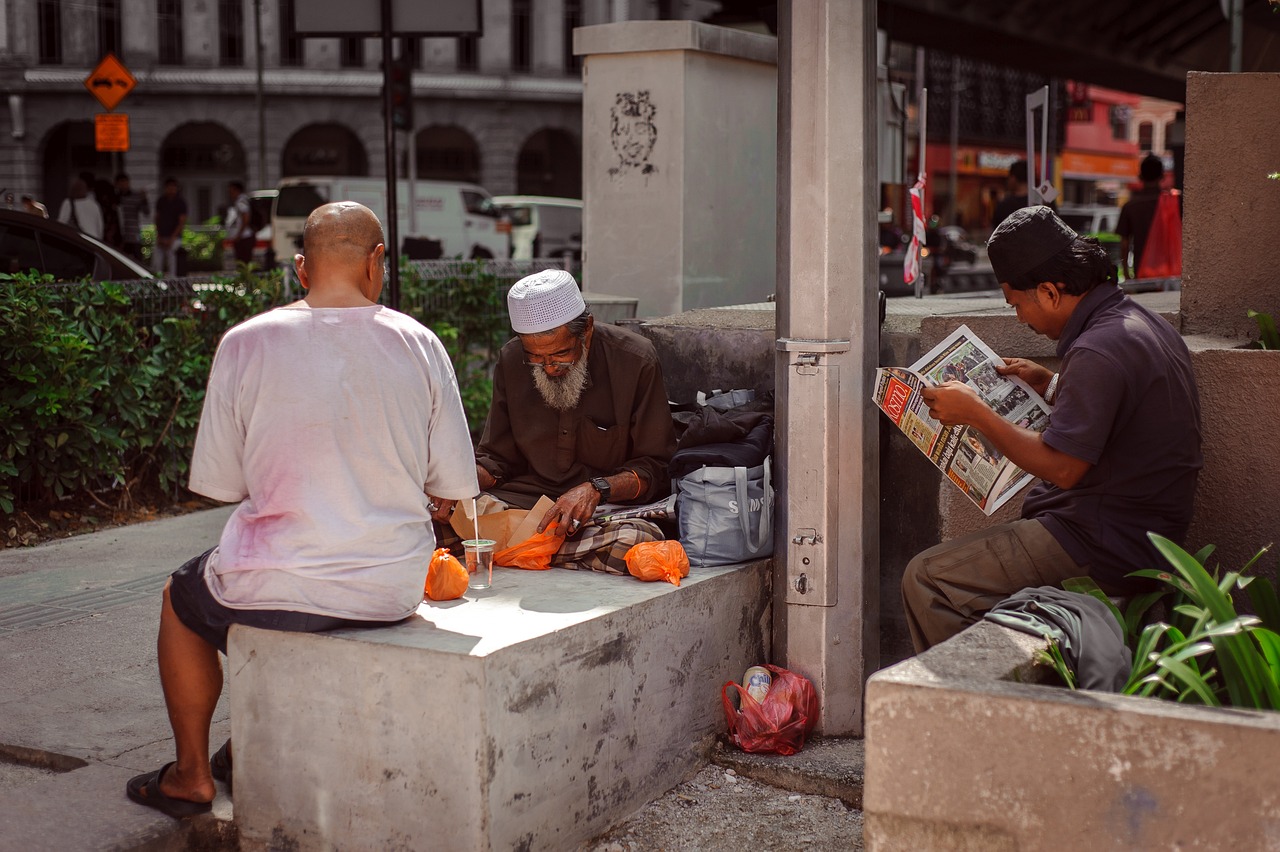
[228, 559, 771, 852]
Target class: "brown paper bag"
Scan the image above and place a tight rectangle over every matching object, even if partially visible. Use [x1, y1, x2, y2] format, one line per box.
[449, 495, 554, 551]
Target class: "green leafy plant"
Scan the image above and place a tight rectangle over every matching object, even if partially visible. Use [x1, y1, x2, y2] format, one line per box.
[1248, 309, 1280, 350]
[1053, 536, 1280, 709]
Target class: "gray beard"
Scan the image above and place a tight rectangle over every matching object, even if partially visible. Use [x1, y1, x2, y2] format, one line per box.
[530, 356, 590, 410]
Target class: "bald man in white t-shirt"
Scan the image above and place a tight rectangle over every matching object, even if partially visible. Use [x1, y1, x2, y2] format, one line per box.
[126, 202, 479, 819]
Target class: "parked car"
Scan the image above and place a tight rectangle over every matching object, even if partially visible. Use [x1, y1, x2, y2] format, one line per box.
[0, 209, 152, 281]
[491, 195, 583, 260]
[1058, 204, 1121, 237]
[272, 177, 508, 261]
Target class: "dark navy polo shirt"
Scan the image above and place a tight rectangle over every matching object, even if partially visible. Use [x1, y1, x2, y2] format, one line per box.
[1021, 285, 1203, 590]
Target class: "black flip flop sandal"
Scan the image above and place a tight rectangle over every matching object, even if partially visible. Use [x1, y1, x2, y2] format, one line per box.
[210, 739, 232, 794]
[125, 762, 213, 819]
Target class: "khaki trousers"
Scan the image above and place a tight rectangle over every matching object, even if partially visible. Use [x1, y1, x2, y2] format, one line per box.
[901, 518, 1087, 653]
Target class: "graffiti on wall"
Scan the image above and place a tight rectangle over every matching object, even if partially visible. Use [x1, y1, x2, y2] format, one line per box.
[609, 91, 658, 178]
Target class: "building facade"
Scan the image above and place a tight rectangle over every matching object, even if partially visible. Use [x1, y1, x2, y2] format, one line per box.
[0, 0, 714, 225]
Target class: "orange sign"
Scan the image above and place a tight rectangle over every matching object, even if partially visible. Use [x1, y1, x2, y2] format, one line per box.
[95, 113, 130, 152]
[84, 53, 136, 111]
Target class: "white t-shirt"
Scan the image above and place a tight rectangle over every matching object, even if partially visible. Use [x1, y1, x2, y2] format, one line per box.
[189, 303, 479, 620]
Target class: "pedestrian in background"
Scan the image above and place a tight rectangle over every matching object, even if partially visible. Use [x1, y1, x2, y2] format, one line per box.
[1117, 154, 1182, 280]
[56, 177, 105, 239]
[990, 160, 1029, 229]
[224, 181, 255, 265]
[95, 178, 122, 250]
[153, 177, 188, 277]
[115, 173, 150, 262]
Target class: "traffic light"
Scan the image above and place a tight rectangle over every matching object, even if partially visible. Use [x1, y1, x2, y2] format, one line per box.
[388, 58, 413, 131]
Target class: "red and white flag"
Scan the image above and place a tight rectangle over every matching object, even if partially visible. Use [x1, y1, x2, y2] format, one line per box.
[904, 175, 927, 285]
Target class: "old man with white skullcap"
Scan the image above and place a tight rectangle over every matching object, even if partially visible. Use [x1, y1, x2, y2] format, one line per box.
[429, 269, 677, 573]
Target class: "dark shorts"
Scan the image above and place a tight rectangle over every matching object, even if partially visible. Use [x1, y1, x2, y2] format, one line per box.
[168, 549, 400, 655]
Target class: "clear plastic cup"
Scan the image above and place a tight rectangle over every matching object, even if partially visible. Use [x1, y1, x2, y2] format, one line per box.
[462, 539, 496, 590]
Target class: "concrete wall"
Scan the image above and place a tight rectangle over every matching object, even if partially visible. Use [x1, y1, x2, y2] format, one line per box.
[1182, 73, 1280, 340]
[648, 292, 1280, 665]
[577, 21, 777, 318]
[864, 621, 1280, 850]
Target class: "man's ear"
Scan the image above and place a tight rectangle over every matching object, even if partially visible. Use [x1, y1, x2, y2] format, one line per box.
[295, 254, 310, 290]
[1038, 281, 1063, 305]
[583, 313, 595, 347]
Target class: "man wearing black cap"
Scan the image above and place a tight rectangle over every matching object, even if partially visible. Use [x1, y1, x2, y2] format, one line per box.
[901, 206, 1202, 652]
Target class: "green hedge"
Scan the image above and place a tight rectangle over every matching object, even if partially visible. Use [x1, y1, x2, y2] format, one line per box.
[1, 262, 510, 517]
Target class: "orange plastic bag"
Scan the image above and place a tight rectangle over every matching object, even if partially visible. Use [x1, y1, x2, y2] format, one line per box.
[495, 522, 562, 570]
[425, 548, 469, 601]
[721, 665, 819, 756]
[624, 540, 690, 586]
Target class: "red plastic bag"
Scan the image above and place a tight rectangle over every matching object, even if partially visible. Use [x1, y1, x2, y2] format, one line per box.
[495, 522, 562, 570]
[1136, 190, 1182, 278]
[721, 664, 819, 756]
[624, 540, 690, 586]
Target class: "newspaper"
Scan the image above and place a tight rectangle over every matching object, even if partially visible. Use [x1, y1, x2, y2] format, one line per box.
[872, 324, 1053, 515]
[590, 492, 677, 525]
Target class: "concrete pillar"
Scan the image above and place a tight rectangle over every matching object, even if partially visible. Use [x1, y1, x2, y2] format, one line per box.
[774, 0, 878, 734]
[480, 0, 512, 74]
[577, 21, 777, 315]
[535, 0, 566, 75]
[121, 0, 154, 65]
[64, 0, 96, 65]
[1180, 72, 1280, 341]
[185, 0, 217, 66]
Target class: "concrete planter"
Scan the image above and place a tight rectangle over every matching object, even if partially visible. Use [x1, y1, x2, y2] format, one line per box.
[864, 621, 1280, 850]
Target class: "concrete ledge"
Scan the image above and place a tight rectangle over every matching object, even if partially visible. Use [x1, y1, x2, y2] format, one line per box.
[864, 621, 1280, 850]
[229, 560, 771, 852]
[574, 21, 778, 65]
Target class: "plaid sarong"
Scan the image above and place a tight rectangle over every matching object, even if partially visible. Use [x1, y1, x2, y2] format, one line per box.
[434, 514, 663, 575]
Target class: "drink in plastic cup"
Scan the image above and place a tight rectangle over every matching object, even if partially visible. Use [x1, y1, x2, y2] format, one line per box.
[463, 539, 496, 590]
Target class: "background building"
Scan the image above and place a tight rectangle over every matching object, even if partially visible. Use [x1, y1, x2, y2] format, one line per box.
[0, 0, 716, 224]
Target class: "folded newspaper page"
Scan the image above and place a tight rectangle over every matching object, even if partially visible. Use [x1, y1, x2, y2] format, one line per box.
[873, 324, 1053, 515]
[591, 492, 677, 525]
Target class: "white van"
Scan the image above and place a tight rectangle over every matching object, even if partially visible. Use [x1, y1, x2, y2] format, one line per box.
[491, 195, 583, 260]
[272, 177, 508, 261]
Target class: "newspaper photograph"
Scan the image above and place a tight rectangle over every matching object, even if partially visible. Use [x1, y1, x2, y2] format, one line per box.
[872, 324, 1052, 515]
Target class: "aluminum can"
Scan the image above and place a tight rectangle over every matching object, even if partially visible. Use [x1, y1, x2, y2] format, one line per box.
[742, 666, 772, 704]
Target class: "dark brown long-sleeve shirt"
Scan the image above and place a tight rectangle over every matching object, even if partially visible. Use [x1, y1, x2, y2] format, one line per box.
[476, 322, 676, 510]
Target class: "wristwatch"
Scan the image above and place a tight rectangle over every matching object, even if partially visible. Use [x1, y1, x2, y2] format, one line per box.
[590, 476, 612, 503]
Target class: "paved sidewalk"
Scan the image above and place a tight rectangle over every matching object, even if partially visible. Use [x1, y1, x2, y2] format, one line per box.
[0, 507, 865, 851]
[0, 507, 235, 851]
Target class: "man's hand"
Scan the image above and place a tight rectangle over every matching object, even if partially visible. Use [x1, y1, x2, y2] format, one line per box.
[921, 381, 987, 427]
[425, 494, 456, 523]
[996, 358, 1053, 397]
[538, 482, 600, 536]
[476, 464, 497, 491]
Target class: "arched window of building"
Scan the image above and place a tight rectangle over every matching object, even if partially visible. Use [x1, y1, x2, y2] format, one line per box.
[1138, 121, 1154, 152]
[516, 129, 581, 198]
[414, 126, 481, 184]
[281, 124, 369, 178]
[158, 122, 248, 222]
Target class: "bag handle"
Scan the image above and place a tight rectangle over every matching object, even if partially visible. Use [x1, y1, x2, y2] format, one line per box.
[735, 456, 772, 553]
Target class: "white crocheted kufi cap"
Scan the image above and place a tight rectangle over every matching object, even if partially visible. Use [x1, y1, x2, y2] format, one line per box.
[507, 269, 586, 334]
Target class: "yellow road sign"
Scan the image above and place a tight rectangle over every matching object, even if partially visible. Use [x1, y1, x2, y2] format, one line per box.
[95, 113, 130, 152]
[84, 53, 136, 111]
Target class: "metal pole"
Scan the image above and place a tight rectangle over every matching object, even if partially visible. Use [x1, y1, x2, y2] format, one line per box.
[381, 0, 400, 309]
[1230, 0, 1243, 72]
[254, 0, 266, 189]
[948, 55, 959, 226]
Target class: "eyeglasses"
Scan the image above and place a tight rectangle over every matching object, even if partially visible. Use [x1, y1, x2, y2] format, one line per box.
[521, 337, 583, 368]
